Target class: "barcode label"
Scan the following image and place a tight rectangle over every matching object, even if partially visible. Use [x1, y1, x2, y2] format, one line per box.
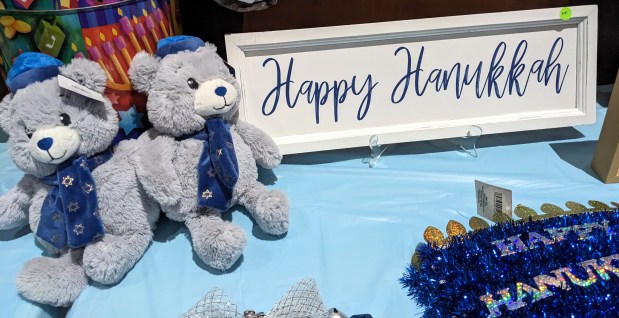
[494, 192, 503, 213]
[475, 180, 512, 220]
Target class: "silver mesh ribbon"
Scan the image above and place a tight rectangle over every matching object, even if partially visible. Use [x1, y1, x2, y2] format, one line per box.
[183, 288, 242, 318]
[182, 278, 328, 318]
[268, 278, 327, 318]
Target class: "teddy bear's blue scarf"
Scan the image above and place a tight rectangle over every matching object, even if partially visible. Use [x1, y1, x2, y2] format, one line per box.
[37, 150, 112, 249]
[177, 117, 239, 211]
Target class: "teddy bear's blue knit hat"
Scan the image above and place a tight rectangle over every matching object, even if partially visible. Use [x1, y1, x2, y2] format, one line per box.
[156, 35, 204, 59]
[7, 52, 64, 93]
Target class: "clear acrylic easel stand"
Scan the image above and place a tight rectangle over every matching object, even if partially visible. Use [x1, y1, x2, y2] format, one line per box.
[362, 135, 389, 168]
[362, 126, 483, 168]
[445, 125, 483, 158]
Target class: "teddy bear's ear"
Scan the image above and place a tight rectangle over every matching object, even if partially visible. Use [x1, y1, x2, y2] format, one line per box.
[195, 42, 218, 55]
[59, 58, 108, 94]
[0, 94, 13, 134]
[128, 52, 159, 93]
[204, 42, 218, 53]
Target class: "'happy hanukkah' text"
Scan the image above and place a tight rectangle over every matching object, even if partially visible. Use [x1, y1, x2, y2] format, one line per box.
[261, 37, 569, 124]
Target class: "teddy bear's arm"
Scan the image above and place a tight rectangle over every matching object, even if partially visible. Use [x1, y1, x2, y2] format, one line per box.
[0, 174, 37, 230]
[136, 131, 182, 207]
[234, 121, 283, 169]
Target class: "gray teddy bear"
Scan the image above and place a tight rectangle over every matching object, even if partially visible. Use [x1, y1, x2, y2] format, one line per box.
[0, 53, 159, 306]
[128, 35, 289, 271]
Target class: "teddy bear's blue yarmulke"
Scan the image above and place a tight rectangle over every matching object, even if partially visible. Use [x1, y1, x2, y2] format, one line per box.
[156, 35, 204, 59]
[7, 52, 64, 93]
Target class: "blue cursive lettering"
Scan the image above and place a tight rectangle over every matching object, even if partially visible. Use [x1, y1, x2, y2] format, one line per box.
[391, 37, 569, 103]
[262, 57, 377, 124]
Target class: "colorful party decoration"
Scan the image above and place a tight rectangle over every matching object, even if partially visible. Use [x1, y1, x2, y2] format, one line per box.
[0, 0, 179, 142]
[401, 201, 619, 317]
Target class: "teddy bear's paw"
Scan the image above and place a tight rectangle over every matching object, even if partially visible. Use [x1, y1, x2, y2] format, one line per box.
[255, 189, 290, 236]
[192, 220, 247, 271]
[0, 191, 28, 230]
[259, 150, 283, 169]
[16, 256, 88, 307]
[82, 233, 151, 284]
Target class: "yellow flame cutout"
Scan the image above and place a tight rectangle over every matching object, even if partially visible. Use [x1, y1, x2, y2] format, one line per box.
[142, 9, 148, 17]
[112, 28, 118, 36]
[85, 37, 92, 46]
[132, 16, 138, 24]
[151, 0, 156, 8]
[71, 43, 77, 52]
[117, 8, 123, 16]
[99, 32, 105, 41]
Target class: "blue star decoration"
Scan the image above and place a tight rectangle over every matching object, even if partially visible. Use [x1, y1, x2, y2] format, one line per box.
[118, 105, 145, 135]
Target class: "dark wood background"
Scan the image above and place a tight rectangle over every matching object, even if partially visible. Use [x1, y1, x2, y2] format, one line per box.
[181, 0, 619, 84]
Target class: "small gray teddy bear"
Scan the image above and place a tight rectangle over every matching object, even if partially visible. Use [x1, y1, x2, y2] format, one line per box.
[0, 53, 159, 306]
[129, 36, 289, 271]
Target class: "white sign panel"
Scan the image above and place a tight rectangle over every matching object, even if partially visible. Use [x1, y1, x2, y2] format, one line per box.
[225, 6, 597, 154]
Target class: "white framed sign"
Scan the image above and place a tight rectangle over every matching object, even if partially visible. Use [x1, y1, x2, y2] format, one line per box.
[225, 6, 597, 154]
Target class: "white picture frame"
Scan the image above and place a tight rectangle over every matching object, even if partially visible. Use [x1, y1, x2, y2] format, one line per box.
[225, 5, 598, 154]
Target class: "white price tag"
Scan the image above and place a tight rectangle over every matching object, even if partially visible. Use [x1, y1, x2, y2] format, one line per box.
[57, 75, 105, 103]
[475, 180, 512, 220]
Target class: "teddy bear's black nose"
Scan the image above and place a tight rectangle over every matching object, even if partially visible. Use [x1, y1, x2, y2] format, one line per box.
[215, 86, 227, 97]
[37, 137, 54, 151]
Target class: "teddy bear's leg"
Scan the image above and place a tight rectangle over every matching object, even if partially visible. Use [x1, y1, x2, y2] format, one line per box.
[82, 228, 153, 285]
[238, 181, 289, 236]
[16, 249, 88, 307]
[185, 209, 247, 271]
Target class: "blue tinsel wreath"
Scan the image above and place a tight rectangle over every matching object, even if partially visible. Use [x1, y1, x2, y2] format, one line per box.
[400, 210, 619, 317]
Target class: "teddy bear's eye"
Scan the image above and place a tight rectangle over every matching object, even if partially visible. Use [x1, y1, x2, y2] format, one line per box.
[59, 113, 71, 126]
[187, 78, 199, 90]
[24, 127, 33, 139]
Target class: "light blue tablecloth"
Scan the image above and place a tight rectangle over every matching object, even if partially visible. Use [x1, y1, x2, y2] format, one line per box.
[2, 100, 618, 318]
